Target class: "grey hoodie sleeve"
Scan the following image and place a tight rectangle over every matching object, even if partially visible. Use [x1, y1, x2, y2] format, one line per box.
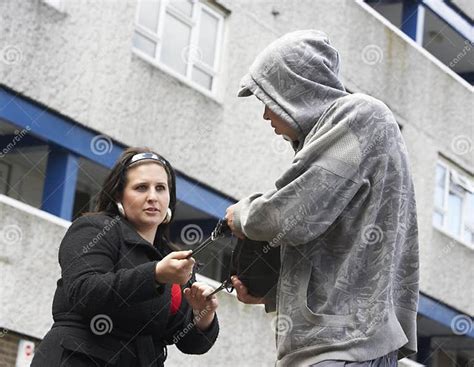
[232, 162, 361, 247]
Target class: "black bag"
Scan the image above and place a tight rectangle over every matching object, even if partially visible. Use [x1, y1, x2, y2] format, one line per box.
[194, 220, 280, 301]
[229, 237, 280, 299]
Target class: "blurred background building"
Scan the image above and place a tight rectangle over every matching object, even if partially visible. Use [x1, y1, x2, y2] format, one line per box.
[0, 0, 472, 366]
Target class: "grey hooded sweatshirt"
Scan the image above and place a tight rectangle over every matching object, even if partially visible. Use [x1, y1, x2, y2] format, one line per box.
[233, 30, 419, 366]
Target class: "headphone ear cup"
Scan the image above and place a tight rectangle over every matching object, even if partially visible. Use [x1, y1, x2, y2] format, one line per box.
[163, 208, 172, 224]
[116, 202, 126, 218]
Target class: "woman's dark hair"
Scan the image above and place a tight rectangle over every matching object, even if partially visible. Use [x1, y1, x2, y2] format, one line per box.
[94, 147, 176, 247]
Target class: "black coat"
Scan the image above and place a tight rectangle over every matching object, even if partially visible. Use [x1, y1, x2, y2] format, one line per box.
[31, 213, 219, 366]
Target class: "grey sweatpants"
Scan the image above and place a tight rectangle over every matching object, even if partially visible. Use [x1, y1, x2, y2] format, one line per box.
[309, 351, 398, 366]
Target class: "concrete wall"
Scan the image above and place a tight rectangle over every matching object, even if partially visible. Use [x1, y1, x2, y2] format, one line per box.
[0, 195, 276, 365]
[0, 196, 67, 339]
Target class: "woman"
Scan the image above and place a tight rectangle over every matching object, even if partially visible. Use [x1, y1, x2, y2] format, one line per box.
[32, 147, 219, 366]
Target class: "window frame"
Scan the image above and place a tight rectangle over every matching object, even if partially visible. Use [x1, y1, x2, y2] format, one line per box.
[433, 159, 474, 250]
[42, 0, 64, 12]
[132, 0, 225, 100]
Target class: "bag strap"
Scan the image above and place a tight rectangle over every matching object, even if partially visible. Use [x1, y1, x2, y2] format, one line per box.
[185, 218, 231, 258]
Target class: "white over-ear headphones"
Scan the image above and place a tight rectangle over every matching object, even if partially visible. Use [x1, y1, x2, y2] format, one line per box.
[162, 208, 172, 224]
[116, 202, 126, 218]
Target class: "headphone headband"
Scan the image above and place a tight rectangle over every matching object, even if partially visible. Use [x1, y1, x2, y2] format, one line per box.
[128, 152, 167, 167]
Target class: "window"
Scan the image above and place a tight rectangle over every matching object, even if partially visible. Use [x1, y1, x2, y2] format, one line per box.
[433, 161, 474, 248]
[72, 158, 110, 220]
[364, 0, 474, 85]
[133, 0, 224, 94]
[42, 0, 63, 11]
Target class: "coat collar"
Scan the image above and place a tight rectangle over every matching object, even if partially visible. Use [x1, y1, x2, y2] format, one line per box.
[119, 218, 150, 245]
[117, 217, 167, 259]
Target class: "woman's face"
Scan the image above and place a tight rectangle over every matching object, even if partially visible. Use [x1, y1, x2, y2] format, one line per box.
[121, 162, 170, 231]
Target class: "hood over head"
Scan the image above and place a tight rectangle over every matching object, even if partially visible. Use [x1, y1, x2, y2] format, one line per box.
[238, 30, 348, 145]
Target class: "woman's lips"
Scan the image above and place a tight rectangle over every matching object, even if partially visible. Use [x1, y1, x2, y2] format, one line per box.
[144, 208, 159, 214]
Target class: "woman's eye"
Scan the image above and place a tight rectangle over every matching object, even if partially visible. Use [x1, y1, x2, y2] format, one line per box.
[136, 185, 147, 191]
[156, 185, 166, 191]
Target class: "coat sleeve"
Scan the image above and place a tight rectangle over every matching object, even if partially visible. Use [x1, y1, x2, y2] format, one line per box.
[173, 309, 219, 355]
[59, 216, 161, 315]
[232, 163, 362, 246]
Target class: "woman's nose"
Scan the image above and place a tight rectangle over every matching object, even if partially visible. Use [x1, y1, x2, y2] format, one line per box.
[147, 189, 158, 201]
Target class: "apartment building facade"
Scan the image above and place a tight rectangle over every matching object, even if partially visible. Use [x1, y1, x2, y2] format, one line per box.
[0, 0, 472, 366]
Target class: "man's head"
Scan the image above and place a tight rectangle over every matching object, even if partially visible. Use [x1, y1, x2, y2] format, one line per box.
[238, 30, 347, 146]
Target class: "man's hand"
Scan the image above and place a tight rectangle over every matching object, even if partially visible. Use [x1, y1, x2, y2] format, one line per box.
[225, 204, 245, 239]
[231, 276, 266, 305]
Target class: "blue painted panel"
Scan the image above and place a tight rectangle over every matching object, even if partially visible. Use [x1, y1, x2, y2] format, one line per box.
[176, 175, 235, 219]
[402, 0, 423, 43]
[41, 147, 79, 220]
[0, 87, 123, 169]
[419, 293, 474, 338]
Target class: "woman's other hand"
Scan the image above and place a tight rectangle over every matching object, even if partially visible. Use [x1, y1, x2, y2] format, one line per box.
[183, 282, 218, 331]
[155, 250, 195, 285]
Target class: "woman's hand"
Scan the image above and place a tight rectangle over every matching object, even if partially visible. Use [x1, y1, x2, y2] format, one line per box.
[231, 276, 266, 305]
[225, 204, 245, 239]
[155, 250, 195, 285]
[183, 282, 218, 331]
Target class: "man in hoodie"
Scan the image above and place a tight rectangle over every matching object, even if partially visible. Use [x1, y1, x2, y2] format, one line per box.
[225, 30, 419, 366]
